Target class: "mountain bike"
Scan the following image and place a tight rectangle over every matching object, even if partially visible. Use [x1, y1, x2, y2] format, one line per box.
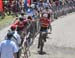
[20, 32, 31, 58]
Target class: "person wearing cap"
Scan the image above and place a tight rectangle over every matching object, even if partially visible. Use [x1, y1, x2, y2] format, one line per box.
[0, 32, 18, 58]
[9, 24, 22, 58]
[10, 24, 21, 47]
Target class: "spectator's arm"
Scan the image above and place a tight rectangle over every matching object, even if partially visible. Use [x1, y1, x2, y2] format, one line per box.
[14, 53, 17, 58]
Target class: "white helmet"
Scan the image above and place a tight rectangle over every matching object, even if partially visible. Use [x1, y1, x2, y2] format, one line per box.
[31, 4, 35, 8]
[43, 14, 48, 18]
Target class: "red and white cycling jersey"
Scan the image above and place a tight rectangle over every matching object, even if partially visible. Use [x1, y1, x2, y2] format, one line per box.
[14, 20, 25, 28]
[40, 18, 50, 28]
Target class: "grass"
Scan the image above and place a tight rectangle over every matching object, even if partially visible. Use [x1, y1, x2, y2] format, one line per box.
[0, 15, 15, 30]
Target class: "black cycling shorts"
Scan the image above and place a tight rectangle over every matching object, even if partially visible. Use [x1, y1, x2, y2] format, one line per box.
[40, 27, 48, 32]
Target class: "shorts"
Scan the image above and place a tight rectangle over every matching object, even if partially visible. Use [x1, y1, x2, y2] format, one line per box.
[40, 27, 48, 32]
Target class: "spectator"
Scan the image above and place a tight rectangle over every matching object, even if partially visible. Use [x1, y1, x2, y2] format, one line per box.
[26, 4, 35, 18]
[11, 1, 19, 17]
[0, 32, 18, 58]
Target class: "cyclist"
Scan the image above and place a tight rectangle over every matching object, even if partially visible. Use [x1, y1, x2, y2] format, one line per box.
[14, 16, 26, 32]
[38, 14, 50, 49]
[26, 16, 34, 45]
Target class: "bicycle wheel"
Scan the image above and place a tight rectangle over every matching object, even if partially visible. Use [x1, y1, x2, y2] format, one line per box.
[20, 46, 28, 58]
[19, 47, 24, 58]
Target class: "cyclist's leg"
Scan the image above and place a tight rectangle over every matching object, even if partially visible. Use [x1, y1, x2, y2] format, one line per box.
[38, 26, 46, 48]
[48, 24, 52, 33]
[38, 32, 42, 48]
[40, 38, 44, 53]
[39, 32, 45, 53]
[42, 28, 48, 42]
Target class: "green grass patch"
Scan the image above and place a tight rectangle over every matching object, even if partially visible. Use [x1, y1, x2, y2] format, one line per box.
[0, 15, 15, 30]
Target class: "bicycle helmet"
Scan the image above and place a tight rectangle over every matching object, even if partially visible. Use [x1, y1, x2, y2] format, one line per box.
[43, 14, 48, 18]
[19, 16, 24, 21]
[31, 4, 35, 8]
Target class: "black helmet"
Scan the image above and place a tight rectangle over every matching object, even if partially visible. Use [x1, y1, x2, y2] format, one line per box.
[7, 32, 14, 39]
[19, 16, 23, 21]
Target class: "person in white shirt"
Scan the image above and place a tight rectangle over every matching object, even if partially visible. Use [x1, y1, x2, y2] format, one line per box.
[0, 32, 18, 58]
